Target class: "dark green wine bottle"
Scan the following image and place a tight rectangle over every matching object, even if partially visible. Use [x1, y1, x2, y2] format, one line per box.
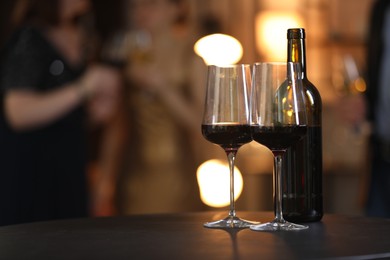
[283, 28, 323, 222]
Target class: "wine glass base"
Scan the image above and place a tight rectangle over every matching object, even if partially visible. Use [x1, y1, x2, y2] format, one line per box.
[204, 215, 259, 229]
[250, 219, 308, 231]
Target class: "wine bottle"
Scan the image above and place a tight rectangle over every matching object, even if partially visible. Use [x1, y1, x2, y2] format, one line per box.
[282, 28, 323, 222]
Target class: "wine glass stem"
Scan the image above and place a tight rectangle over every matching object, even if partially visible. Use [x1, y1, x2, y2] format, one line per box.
[226, 151, 237, 218]
[273, 152, 285, 222]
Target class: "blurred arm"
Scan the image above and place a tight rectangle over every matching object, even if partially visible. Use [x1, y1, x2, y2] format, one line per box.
[4, 65, 122, 131]
[4, 83, 84, 131]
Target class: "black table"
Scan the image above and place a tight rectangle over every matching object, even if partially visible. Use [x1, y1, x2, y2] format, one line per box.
[0, 211, 389, 259]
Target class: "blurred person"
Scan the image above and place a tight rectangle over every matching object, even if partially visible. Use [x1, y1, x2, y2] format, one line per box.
[364, 0, 390, 218]
[0, 0, 122, 225]
[117, 0, 208, 214]
[337, 0, 390, 218]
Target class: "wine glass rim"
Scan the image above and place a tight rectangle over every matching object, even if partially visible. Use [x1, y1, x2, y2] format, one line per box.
[253, 61, 301, 66]
[207, 64, 250, 69]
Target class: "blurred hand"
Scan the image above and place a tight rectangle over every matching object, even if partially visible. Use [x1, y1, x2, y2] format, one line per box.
[81, 65, 123, 124]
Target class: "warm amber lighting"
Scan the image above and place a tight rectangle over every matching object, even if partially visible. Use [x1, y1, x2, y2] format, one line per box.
[194, 34, 243, 66]
[353, 77, 366, 93]
[196, 159, 244, 208]
[255, 11, 304, 61]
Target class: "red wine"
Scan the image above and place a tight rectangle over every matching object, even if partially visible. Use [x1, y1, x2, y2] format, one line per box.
[283, 126, 323, 222]
[251, 125, 307, 151]
[201, 124, 252, 149]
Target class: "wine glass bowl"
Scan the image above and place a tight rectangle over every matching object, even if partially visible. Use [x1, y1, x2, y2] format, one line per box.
[201, 123, 252, 151]
[201, 64, 258, 229]
[250, 62, 309, 231]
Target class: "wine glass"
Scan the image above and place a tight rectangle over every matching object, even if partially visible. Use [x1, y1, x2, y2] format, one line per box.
[201, 64, 259, 228]
[127, 30, 153, 64]
[250, 62, 309, 231]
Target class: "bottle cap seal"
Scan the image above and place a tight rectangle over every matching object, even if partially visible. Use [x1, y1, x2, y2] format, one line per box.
[287, 28, 305, 39]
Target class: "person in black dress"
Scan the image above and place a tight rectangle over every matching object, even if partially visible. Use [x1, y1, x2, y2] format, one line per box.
[365, 0, 390, 218]
[0, 0, 121, 226]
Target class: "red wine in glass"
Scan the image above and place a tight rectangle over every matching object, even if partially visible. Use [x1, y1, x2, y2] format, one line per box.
[201, 64, 258, 229]
[251, 125, 307, 151]
[202, 124, 252, 150]
[249, 62, 309, 231]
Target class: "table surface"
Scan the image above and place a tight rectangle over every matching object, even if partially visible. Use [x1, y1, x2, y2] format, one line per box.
[0, 211, 390, 260]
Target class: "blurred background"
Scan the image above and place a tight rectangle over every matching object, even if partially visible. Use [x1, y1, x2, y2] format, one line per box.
[0, 0, 374, 217]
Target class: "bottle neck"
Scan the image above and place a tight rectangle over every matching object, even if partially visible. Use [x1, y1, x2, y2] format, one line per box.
[287, 38, 307, 79]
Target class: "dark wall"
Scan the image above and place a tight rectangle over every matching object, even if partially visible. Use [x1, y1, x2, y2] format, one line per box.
[0, 1, 17, 48]
[92, 0, 127, 41]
